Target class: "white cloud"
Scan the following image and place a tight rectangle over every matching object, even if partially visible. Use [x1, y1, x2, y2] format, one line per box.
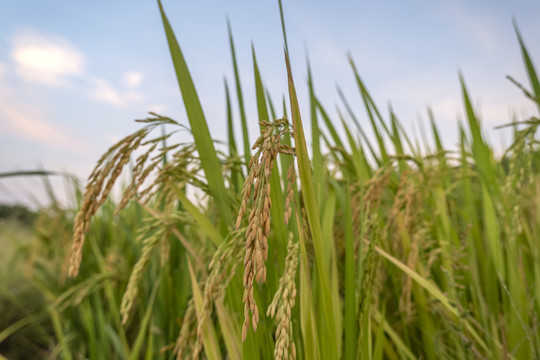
[90, 79, 126, 107]
[11, 30, 85, 85]
[147, 104, 167, 114]
[10, 30, 146, 108]
[0, 104, 93, 154]
[124, 71, 144, 88]
[429, 97, 462, 122]
[89, 79, 145, 107]
[125, 92, 144, 102]
[436, 2, 498, 52]
[0, 64, 94, 154]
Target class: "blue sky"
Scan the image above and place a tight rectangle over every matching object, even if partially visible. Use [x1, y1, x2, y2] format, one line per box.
[1, 1, 539, 207]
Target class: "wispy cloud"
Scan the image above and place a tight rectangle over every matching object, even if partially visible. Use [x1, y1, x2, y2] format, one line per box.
[0, 59, 95, 154]
[435, 2, 498, 52]
[147, 103, 167, 114]
[0, 102, 94, 154]
[11, 30, 85, 86]
[89, 78, 145, 107]
[10, 29, 145, 108]
[90, 78, 126, 107]
[0, 62, 6, 78]
[124, 71, 144, 88]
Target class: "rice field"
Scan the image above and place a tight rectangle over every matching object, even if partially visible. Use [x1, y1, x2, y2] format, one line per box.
[1, 1, 540, 359]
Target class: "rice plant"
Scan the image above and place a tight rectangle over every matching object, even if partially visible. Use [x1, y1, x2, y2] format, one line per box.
[2, 1, 540, 359]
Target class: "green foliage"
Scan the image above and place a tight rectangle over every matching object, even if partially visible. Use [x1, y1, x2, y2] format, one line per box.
[2, 3, 540, 360]
[0, 204, 36, 226]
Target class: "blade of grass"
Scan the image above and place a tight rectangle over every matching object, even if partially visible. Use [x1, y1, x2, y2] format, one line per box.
[460, 75, 499, 198]
[374, 244, 492, 357]
[252, 46, 288, 281]
[215, 301, 242, 360]
[348, 54, 391, 163]
[389, 107, 408, 173]
[227, 19, 251, 162]
[337, 87, 380, 165]
[0, 170, 68, 179]
[514, 20, 540, 110]
[317, 99, 346, 150]
[88, 238, 131, 357]
[187, 259, 222, 360]
[428, 108, 444, 152]
[130, 281, 160, 360]
[307, 58, 324, 204]
[157, 0, 232, 234]
[339, 110, 372, 181]
[373, 306, 385, 360]
[169, 183, 223, 247]
[285, 51, 338, 359]
[278, 0, 290, 57]
[225, 77, 243, 193]
[338, 183, 357, 359]
[372, 309, 416, 360]
[296, 211, 320, 360]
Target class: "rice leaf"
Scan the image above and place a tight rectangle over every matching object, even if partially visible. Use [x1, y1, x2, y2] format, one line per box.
[514, 20, 540, 109]
[157, 0, 232, 234]
[170, 183, 223, 247]
[227, 20, 251, 162]
[285, 51, 338, 359]
[187, 259, 222, 360]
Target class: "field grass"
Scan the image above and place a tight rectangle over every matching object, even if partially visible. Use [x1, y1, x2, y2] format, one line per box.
[2, 1, 540, 359]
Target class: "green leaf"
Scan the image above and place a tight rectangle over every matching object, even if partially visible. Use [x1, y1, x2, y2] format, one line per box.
[348, 54, 391, 163]
[130, 281, 160, 360]
[514, 20, 540, 110]
[297, 212, 320, 360]
[307, 59, 324, 202]
[170, 183, 223, 247]
[375, 245, 491, 356]
[228, 19, 251, 162]
[252, 45, 288, 261]
[460, 75, 500, 199]
[187, 259, 222, 360]
[215, 301, 242, 360]
[225, 77, 243, 193]
[337, 87, 380, 166]
[285, 51, 338, 359]
[337, 184, 357, 360]
[157, 0, 232, 234]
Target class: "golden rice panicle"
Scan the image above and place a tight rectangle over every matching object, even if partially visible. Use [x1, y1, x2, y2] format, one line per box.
[174, 299, 197, 360]
[362, 164, 393, 208]
[237, 117, 292, 341]
[68, 129, 147, 277]
[357, 204, 380, 318]
[236, 156, 259, 230]
[120, 227, 165, 324]
[116, 141, 159, 213]
[68, 112, 179, 277]
[242, 180, 269, 340]
[267, 234, 299, 360]
[138, 143, 199, 206]
[284, 162, 295, 225]
[68, 114, 180, 278]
